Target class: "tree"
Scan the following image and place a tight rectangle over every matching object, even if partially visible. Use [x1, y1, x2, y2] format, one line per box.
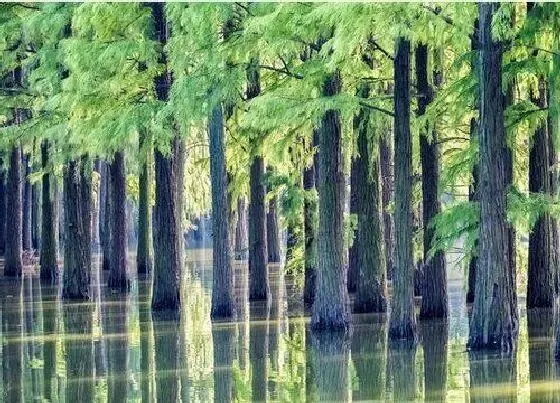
[5, 144, 23, 277]
[22, 153, 33, 252]
[0, 154, 5, 255]
[388, 37, 416, 341]
[468, 2, 517, 351]
[137, 131, 152, 275]
[39, 140, 58, 283]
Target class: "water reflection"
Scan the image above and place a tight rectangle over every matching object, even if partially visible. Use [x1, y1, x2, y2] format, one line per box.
[1, 251, 560, 401]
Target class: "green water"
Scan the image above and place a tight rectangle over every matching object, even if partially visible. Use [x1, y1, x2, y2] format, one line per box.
[0, 251, 557, 402]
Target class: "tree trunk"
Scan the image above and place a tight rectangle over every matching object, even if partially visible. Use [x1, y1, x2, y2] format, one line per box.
[527, 78, 554, 308]
[267, 180, 281, 262]
[91, 159, 101, 252]
[467, 119, 479, 304]
[150, 2, 182, 312]
[303, 152, 317, 305]
[388, 37, 417, 342]
[107, 151, 129, 291]
[0, 154, 6, 255]
[380, 130, 394, 280]
[353, 83, 388, 314]
[468, 3, 518, 351]
[311, 70, 350, 331]
[137, 132, 152, 275]
[62, 158, 91, 300]
[347, 156, 359, 293]
[417, 44, 448, 319]
[22, 153, 32, 252]
[5, 144, 23, 277]
[101, 161, 111, 272]
[39, 140, 58, 283]
[235, 197, 248, 260]
[32, 170, 41, 250]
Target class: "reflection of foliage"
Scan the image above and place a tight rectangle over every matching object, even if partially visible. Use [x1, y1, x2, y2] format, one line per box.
[232, 360, 251, 402]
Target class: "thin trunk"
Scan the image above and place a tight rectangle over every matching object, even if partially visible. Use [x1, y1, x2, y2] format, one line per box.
[150, 2, 182, 312]
[527, 77, 554, 308]
[5, 144, 23, 277]
[311, 70, 350, 331]
[303, 150, 317, 305]
[347, 156, 359, 293]
[469, 3, 517, 351]
[380, 130, 394, 280]
[388, 37, 417, 341]
[417, 44, 447, 318]
[353, 83, 388, 313]
[107, 151, 129, 291]
[39, 140, 58, 283]
[102, 161, 111, 272]
[62, 158, 91, 300]
[235, 197, 249, 260]
[91, 159, 100, 252]
[267, 183, 281, 262]
[209, 102, 236, 317]
[137, 132, 152, 275]
[0, 154, 6, 255]
[32, 170, 41, 250]
[22, 153, 32, 251]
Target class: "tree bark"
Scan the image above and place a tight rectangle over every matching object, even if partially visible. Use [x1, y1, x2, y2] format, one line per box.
[137, 132, 152, 275]
[388, 37, 417, 342]
[417, 44, 448, 319]
[208, 101, 236, 317]
[235, 197, 248, 260]
[311, 70, 350, 331]
[303, 149, 317, 305]
[31, 167, 41, 250]
[39, 140, 58, 283]
[0, 154, 6, 255]
[267, 179, 281, 262]
[91, 159, 101, 253]
[380, 130, 394, 280]
[62, 158, 91, 300]
[468, 3, 518, 351]
[353, 83, 388, 314]
[107, 151, 129, 291]
[101, 161, 111, 272]
[347, 156, 359, 293]
[5, 144, 23, 277]
[22, 153, 32, 252]
[527, 78, 554, 308]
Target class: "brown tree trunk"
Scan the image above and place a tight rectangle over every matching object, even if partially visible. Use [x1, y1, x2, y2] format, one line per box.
[380, 131, 394, 280]
[388, 37, 417, 342]
[267, 181, 281, 262]
[39, 140, 58, 283]
[22, 153, 32, 252]
[0, 154, 6, 255]
[101, 161, 111, 272]
[235, 197, 248, 260]
[468, 3, 518, 351]
[347, 156, 359, 293]
[5, 144, 23, 277]
[137, 132, 152, 275]
[303, 150, 317, 305]
[310, 70, 350, 331]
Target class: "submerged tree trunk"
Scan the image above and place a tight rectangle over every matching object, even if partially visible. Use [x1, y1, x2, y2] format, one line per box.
[469, 3, 517, 351]
[388, 37, 417, 342]
[22, 153, 32, 252]
[137, 132, 152, 276]
[150, 2, 182, 312]
[311, 70, 350, 332]
[39, 140, 58, 283]
[5, 144, 23, 277]
[62, 157, 91, 300]
[0, 154, 6, 255]
[417, 44, 447, 319]
[235, 197, 249, 260]
[353, 83, 388, 314]
[527, 78, 554, 308]
[107, 151, 129, 291]
[347, 157, 359, 293]
[303, 152, 317, 305]
[209, 102, 236, 318]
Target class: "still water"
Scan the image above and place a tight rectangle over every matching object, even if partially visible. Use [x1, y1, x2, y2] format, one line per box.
[0, 250, 558, 402]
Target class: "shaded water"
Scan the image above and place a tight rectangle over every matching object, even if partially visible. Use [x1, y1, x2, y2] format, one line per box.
[0, 250, 559, 402]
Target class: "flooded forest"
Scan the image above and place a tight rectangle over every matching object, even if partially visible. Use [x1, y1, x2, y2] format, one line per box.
[1, 2, 560, 402]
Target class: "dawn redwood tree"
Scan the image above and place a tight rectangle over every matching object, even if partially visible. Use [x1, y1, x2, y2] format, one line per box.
[150, 2, 182, 312]
[353, 83, 388, 314]
[247, 60, 269, 301]
[39, 140, 58, 283]
[0, 154, 6, 255]
[22, 153, 32, 252]
[101, 161, 111, 271]
[469, 2, 518, 351]
[62, 157, 92, 300]
[107, 151, 129, 291]
[380, 129, 393, 279]
[347, 157, 359, 293]
[235, 197, 248, 260]
[303, 144, 317, 305]
[527, 78, 554, 308]
[31, 162, 41, 250]
[267, 177, 281, 263]
[5, 144, 23, 277]
[416, 44, 447, 319]
[311, 69, 350, 331]
[388, 37, 417, 341]
[137, 131, 152, 275]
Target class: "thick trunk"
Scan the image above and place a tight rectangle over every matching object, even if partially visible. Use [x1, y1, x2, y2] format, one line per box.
[388, 37, 417, 341]
[468, 3, 518, 351]
[234, 197, 248, 260]
[5, 144, 23, 277]
[249, 157, 269, 300]
[137, 133, 152, 275]
[209, 103, 235, 318]
[107, 151, 129, 291]
[347, 157, 359, 293]
[467, 119, 479, 304]
[62, 158, 91, 300]
[417, 44, 448, 318]
[39, 140, 58, 283]
[22, 153, 32, 251]
[267, 185, 281, 262]
[527, 78, 554, 308]
[353, 83, 388, 313]
[150, 2, 182, 312]
[0, 154, 6, 255]
[380, 131, 394, 280]
[311, 70, 350, 331]
[303, 155, 317, 305]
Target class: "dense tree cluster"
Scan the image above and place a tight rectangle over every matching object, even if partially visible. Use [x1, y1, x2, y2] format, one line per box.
[1, 2, 560, 355]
